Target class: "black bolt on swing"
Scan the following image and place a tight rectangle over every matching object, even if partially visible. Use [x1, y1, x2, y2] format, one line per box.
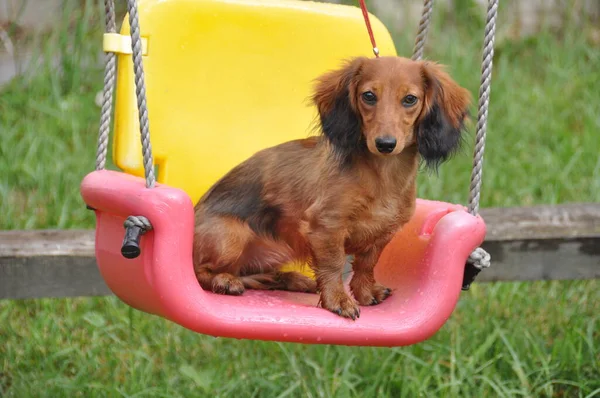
[121, 224, 144, 259]
[120, 216, 153, 259]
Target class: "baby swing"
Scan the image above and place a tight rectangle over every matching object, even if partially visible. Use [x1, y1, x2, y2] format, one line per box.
[81, 0, 497, 346]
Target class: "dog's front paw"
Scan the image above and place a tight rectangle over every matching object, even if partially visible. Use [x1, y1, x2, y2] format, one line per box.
[318, 291, 360, 320]
[350, 277, 392, 306]
[211, 273, 245, 296]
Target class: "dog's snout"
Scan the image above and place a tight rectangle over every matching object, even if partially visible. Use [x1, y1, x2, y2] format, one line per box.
[375, 136, 397, 154]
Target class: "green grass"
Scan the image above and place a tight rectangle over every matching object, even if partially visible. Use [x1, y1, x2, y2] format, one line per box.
[1, 282, 599, 396]
[1, 1, 600, 397]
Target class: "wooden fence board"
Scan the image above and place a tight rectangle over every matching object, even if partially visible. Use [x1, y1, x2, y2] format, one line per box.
[1, 203, 599, 299]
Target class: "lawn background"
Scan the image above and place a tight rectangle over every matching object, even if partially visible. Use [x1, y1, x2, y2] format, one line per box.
[0, 0, 599, 396]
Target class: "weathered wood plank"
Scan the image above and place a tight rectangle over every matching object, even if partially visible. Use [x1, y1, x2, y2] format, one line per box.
[1, 229, 95, 257]
[479, 237, 600, 282]
[480, 202, 600, 241]
[1, 256, 111, 299]
[1, 203, 599, 299]
[0, 229, 107, 299]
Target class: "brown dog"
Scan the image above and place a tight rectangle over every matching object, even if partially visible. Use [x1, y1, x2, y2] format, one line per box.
[193, 56, 471, 319]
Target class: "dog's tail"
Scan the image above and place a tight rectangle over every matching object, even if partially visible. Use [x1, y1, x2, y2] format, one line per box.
[241, 271, 316, 293]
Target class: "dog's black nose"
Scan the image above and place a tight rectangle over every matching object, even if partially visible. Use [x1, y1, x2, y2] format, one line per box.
[375, 136, 397, 154]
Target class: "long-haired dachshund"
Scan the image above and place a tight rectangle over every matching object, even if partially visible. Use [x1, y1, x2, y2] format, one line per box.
[193, 56, 471, 319]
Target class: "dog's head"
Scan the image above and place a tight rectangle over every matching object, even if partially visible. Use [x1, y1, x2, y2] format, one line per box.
[312, 56, 471, 169]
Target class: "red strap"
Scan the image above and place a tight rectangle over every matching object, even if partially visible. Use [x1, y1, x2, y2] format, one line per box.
[358, 0, 380, 57]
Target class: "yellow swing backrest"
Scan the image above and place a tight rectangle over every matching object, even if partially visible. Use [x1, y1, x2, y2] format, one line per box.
[111, 0, 397, 205]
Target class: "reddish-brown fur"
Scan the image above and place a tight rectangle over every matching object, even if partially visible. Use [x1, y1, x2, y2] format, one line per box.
[193, 56, 471, 319]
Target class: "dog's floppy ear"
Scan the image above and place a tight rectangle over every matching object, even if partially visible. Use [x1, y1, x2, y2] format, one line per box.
[416, 62, 472, 171]
[312, 57, 366, 165]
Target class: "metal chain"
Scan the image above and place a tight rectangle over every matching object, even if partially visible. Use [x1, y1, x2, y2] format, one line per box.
[468, 0, 499, 216]
[411, 0, 434, 61]
[127, 0, 156, 188]
[95, 0, 117, 170]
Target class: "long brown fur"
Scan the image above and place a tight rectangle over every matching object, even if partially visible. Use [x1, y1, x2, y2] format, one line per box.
[193, 56, 471, 319]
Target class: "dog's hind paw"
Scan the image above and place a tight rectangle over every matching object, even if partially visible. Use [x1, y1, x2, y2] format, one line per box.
[211, 273, 245, 296]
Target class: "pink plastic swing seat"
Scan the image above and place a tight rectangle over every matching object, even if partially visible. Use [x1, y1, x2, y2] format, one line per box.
[81, 170, 486, 347]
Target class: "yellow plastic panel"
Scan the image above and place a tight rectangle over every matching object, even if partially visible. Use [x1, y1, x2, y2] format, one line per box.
[113, 0, 397, 205]
[103, 33, 148, 55]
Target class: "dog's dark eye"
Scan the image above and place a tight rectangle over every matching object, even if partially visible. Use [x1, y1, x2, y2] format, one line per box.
[402, 95, 418, 107]
[362, 91, 377, 105]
